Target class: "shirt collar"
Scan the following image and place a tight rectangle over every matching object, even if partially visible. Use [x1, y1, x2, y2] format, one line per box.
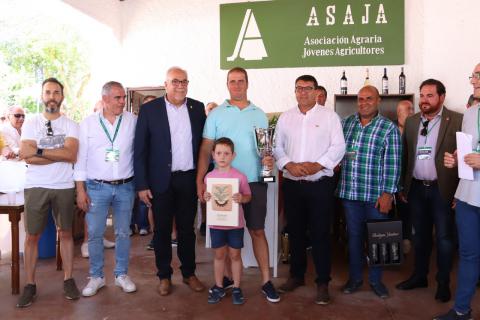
[294, 104, 319, 115]
[354, 111, 380, 126]
[224, 99, 255, 111]
[165, 96, 187, 110]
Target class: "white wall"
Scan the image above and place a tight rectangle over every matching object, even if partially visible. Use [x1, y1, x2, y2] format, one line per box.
[103, 0, 478, 113]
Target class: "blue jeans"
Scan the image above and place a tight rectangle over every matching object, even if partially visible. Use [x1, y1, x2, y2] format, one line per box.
[134, 199, 149, 230]
[454, 200, 480, 314]
[342, 199, 388, 284]
[86, 180, 135, 278]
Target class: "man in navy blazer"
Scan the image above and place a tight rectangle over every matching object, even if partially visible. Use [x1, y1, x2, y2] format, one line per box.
[134, 67, 206, 296]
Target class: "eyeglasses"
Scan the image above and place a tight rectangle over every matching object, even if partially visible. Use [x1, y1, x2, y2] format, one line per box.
[420, 120, 429, 136]
[170, 79, 189, 86]
[469, 73, 480, 80]
[12, 113, 25, 119]
[45, 120, 54, 136]
[295, 86, 315, 92]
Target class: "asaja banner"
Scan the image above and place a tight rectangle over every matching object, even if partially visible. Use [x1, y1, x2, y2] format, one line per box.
[220, 0, 404, 69]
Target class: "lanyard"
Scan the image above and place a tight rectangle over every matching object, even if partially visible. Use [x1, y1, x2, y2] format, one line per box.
[422, 117, 441, 144]
[477, 108, 480, 145]
[99, 115, 122, 146]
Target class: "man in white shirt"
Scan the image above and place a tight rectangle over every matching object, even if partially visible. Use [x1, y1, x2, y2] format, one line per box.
[1, 105, 25, 159]
[75, 81, 137, 297]
[274, 75, 345, 305]
[17, 78, 80, 307]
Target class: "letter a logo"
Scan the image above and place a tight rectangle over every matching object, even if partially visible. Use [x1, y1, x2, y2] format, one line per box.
[227, 9, 268, 61]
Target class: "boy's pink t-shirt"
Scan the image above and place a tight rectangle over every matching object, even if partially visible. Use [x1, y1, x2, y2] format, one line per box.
[205, 167, 251, 230]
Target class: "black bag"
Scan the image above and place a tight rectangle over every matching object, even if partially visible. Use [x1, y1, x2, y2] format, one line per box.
[366, 219, 403, 266]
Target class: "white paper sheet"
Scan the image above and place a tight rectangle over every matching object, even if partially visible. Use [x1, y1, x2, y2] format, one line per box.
[456, 132, 474, 180]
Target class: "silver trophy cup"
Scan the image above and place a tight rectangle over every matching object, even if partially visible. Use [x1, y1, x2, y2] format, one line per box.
[254, 126, 276, 183]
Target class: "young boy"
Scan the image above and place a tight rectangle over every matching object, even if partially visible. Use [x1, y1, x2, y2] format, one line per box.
[204, 137, 251, 305]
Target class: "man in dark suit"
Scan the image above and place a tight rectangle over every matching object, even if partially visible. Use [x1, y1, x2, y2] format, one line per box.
[134, 66, 206, 296]
[396, 79, 463, 302]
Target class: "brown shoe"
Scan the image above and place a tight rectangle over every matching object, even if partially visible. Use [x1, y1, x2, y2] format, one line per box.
[182, 275, 205, 292]
[278, 277, 305, 293]
[157, 279, 171, 296]
[315, 284, 330, 305]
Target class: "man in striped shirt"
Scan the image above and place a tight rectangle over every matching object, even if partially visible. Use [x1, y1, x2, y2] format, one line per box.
[337, 85, 402, 299]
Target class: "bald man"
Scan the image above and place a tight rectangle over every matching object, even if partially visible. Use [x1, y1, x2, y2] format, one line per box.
[396, 100, 414, 135]
[337, 85, 402, 299]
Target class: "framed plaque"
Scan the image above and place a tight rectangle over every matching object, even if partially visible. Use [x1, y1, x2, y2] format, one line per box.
[206, 178, 239, 227]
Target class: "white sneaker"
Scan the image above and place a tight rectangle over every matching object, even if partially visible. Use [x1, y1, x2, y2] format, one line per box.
[82, 277, 105, 297]
[115, 275, 137, 293]
[139, 229, 148, 236]
[103, 238, 115, 249]
[81, 242, 89, 258]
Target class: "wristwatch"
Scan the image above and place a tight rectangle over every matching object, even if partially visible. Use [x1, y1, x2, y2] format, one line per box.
[36, 148, 44, 157]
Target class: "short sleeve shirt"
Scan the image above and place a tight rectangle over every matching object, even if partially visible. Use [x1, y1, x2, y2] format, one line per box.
[21, 114, 79, 189]
[203, 100, 268, 182]
[205, 167, 251, 229]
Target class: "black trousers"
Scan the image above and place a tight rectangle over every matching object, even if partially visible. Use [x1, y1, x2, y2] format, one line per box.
[282, 177, 335, 285]
[408, 179, 454, 284]
[152, 170, 197, 280]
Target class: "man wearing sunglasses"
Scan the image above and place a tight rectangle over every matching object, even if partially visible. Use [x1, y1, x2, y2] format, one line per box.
[17, 77, 80, 307]
[397, 79, 462, 303]
[0, 105, 25, 159]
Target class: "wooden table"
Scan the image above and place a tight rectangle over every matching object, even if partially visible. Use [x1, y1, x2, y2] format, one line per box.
[0, 203, 24, 294]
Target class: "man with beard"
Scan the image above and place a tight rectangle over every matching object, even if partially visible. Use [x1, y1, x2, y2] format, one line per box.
[17, 78, 80, 307]
[396, 79, 462, 303]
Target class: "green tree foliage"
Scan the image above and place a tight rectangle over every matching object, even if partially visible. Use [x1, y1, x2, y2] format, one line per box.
[0, 24, 91, 121]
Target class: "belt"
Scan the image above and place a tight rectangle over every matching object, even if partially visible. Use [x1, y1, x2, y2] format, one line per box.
[171, 169, 195, 176]
[287, 176, 327, 183]
[413, 178, 437, 187]
[94, 176, 134, 185]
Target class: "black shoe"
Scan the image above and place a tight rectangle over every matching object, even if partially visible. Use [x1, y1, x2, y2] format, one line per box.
[200, 223, 206, 237]
[16, 284, 37, 308]
[262, 281, 280, 303]
[278, 277, 304, 293]
[435, 283, 451, 303]
[370, 282, 389, 299]
[433, 309, 473, 320]
[64, 278, 80, 300]
[342, 279, 363, 294]
[146, 239, 154, 251]
[396, 276, 428, 290]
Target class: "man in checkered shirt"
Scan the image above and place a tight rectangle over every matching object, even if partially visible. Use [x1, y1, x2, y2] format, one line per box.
[337, 85, 402, 299]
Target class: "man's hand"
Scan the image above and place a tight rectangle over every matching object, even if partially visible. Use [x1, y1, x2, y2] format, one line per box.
[138, 189, 153, 207]
[375, 192, 393, 214]
[76, 190, 91, 212]
[262, 155, 275, 170]
[444, 151, 458, 168]
[301, 162, 324, 175]
[19, 143, 37, 160]
[398, 191, 408, 203]
[464, 153, 480, 169]
[197, 181, 206, 202]
[284, 162, 309, 177]
[1, 146, 16, 159]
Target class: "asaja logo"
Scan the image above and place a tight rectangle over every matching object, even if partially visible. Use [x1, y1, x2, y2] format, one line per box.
[227, 9, 268, 62]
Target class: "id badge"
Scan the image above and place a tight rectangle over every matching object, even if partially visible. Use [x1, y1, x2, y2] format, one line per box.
[346, 145, 358, 161]
[105, 148, 120, 162]
[475, 143, 480, 153]
[417, 146, 432, 160]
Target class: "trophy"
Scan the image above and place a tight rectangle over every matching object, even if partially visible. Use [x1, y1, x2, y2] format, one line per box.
[254, 126, 276, 183]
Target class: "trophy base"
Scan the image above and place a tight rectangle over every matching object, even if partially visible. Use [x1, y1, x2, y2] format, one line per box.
[260, 175, 276, 183]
